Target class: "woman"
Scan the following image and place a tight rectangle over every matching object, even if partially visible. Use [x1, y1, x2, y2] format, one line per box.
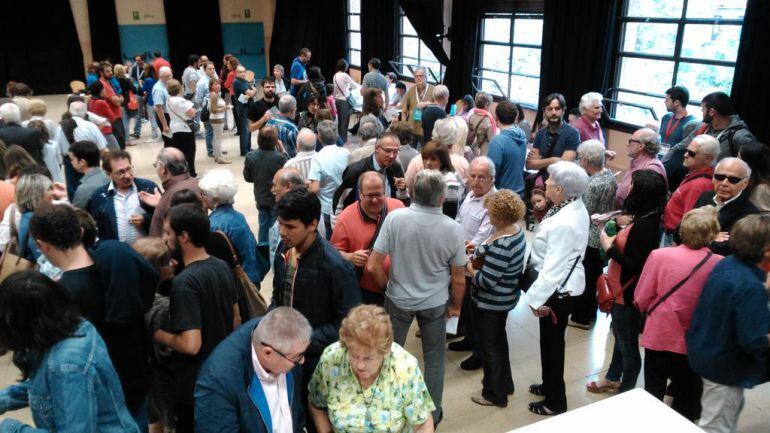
[405, 117, 470, 193]
[465, 190, 527, 408]
[0, 271, 140, 432]
[588, 169, 667, 394]
[332, 58, 359, 141]
[421, 141, 465, 219]
[272, 64, 290, 96]
[362, 87, 387, 129]
[224, 57, 240, 133]
[141, 65, 160, 142]
[114, 64, 136, 143]
[298, 66, 327, 114]
[26, 120, 63, 183]
[634, 206, 723, 421]
[309, 304, 435, 433]
[207, 78, 230, 164]
[3, 144, 47, 182]
[459, 94, 474, 120]
[22, 99, 57, 138]
[739, 141, 770, 212]
[522, 161, 590, 416]
[0, 173, 54, 258]
[166, 79, 198, 177]
[298, 94, 324, 132]
[467, 92, 497, 156]
[87, 80, 121, 150]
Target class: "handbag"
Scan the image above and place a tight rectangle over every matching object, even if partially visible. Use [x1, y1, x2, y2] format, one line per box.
[216, 231, 268, 320]
[0, 207, 36, 282]
[168, 98, 199, 132]
[597, 274, 636, 313]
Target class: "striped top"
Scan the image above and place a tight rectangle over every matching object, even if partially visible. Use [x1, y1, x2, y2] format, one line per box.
[471, 230, 527, 311]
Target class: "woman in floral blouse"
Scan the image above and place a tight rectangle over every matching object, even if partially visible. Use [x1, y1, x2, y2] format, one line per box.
[309, 305, 435, 433]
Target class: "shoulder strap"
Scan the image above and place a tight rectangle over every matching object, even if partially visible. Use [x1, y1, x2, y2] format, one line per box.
[557, 256, 581, 292]
[365, 205, 389, 251]
[646, 252, 712, 317]
[214, 230, 242, 268]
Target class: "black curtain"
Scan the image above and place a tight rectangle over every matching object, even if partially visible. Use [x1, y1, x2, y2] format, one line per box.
[163, 0, 224, 75]
[443, 0, 491, 101]
[398, 0, 451, 66]
[87, 0, 121, 63]
[732, 0, 770, 143]
[361, 0, 397, 73]
[0, 1, 84, 94]
[269, 0, 346, 83]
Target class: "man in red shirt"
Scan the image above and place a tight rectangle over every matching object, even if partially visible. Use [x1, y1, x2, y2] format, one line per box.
[98, 62, 125, 148]
[151, 51, 171, 76]
[662, 134, 720, 245]
[330, 171, 404, 306]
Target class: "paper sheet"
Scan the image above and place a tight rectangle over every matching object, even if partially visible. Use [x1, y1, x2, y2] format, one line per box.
[446, 316, 459, 335]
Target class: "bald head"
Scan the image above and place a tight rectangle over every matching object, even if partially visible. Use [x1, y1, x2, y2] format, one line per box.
[297, 128, 317, 153]
[358, 171, 386, 191]
[156, 147, 188, 179]
[69, 101, 87, 118]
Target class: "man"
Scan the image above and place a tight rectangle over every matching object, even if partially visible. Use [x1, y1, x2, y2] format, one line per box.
[402, 67, 434, 145]
[421, 84, 449, 142]
[198, 55, 215, 78]
[289, 48, 311, 96]
[660, 86, 699, 191]
[153, 66, 174, 148]
[129, 55, 146, 139]
[98, 62, 126, 149]
[309, 121, 349, 237]
[692, 157, 759, 255]
[331, 172, 405, 306]
[572, 92, 607, 146]
[616, 128, 668, 206]
[662, 135, 719, 244]
[284, 128, 317, 179]
[87, 149, 157, 242]
[140, 147, 200, 237]
[69, 140, 110, 209]
[195, 61, 218, 157]
[244, 126, 289, 242]
[687, 214, 770, 433]
[195, 307, 311, 433]
[55, 100, 109, 199]
[248, 77, 279, 133]
[267, 95, 300, 157]
[346, 114, 383, 165]
[182, 54, 200, 101]
[233, 66, 258, 156]
[155, 203, 240, 432]
[390, 121, 418, 170]
[269, 167, 304, 267]
[151, 51, 171, 76]
[527, 93, 580, 183]
[361, 57, 389, 106]
[367, 169, 466, 424]
[488, 100, 527, 196]
[0, 102, 43, 162]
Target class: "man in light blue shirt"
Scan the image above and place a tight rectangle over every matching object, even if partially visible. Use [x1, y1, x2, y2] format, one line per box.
[195, 61, 218, 157]
[308, 121, 349, 235]
[152, 67, 173, 148]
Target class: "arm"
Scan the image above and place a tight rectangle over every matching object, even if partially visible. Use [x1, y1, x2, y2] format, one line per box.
[366, 250, 389, 289]
[632, 253, 660, 313]
[154, 329, 202, 355]
[193, 385, 242, 433]
[308, 180, 320, 194]
[605, 218, 659, 277]
[309, 403, 334, 433]
[448, 265, 466, 317]
[0, 381, 30, 414]
[735, 286, 770, 355]
[414, 420, 434, 433]
[243, 156, 254, 183]
[155, 104, 169, 131]
[524, 223, 579, 309]
[232, 303, 241, 329]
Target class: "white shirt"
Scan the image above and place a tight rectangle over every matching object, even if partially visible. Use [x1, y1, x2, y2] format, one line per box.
[284, 150, 316, 180]
[251, 346, 293, 433]
[332, 72, 357, 98]
[109, 182, 146, 244]
[168, 96, 194, 134]
[308, 146, 350, 215]
[456, 187, 496, 247]
[55, 116, 108, 155]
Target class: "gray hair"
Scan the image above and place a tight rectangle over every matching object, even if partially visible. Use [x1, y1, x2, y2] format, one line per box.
[579, 92, 603, 114]
[413, 67, 427, 77]
[279, 95, 296, 115]
[433, 85, 449, 101]
[471, 156, 496, 178]
[273, 64, 285, 74]
[280, 168, 304, 186]
[253, 307, 312, 353]
[15, 174, 52, 213]
[199, 169, 238, 205]
[297, 128, 317, 152]
[432, 117, 468, 155]
[577, 139, 606, 169]
[474, 92, 492, 109]
[158, 66, 172, 78]
[547, 161, 590, 198]
[157, 148, 189, 175]
[0, 103, 21, 124]
[716, 157, 752, 179]
[359, 113, 383, 134]
[691, 135, 720, 164]
[637, 128, 660, 155]
[358, 119, 381, 141]
[357, 171, 386, 192]
[69, 101, 87, 118]
[413, 169, 446, 207]
[317, 120, 339, 146]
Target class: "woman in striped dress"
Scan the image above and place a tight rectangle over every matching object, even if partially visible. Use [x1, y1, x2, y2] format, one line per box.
[466, 189, 527, 408]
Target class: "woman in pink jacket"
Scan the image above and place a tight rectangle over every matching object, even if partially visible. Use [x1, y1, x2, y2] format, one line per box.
[634, 206, 723, 421]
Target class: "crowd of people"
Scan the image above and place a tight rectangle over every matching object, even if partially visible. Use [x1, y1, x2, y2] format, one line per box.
[0, 45, 769, 433]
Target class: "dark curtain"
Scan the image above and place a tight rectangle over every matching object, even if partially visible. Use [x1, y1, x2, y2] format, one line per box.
[443, 0, 491, 101]
[732, 0, 770, 143]
[163, 0, 224, 75]
[269, 0, 346, 83]
[87, 0, 121, 63]
[398, 0, 451, 66]
[361, 0, 397, 73]
[0, 1, 84, 94]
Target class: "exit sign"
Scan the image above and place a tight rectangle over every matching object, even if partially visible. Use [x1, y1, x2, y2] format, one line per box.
[244, 8, 251, 18]
[132, 11, 140, 20]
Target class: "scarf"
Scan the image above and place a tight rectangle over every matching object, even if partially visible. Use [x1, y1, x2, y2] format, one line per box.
[472, 108, 498, 135]
[544, 196, 577, 220]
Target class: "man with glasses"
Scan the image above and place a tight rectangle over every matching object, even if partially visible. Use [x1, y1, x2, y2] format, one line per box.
[196, 307, 312, 433]
[87, 149, 157, 242]
[615, 127, 667, 207]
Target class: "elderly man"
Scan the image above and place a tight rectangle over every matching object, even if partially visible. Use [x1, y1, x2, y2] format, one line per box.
[421, 84, 449, 142]
[267, 95, 300, 157]
[195, 307, 312, 433]
[55, 100, 109, 199]
[309, 121, 349, 236]
[153, 66, 174, 148]
[572, 92, 606, 146]
[331, 172, 405, 306]
[284, 128, 317, 179]
[347, 114, 384, 165]
[402, 67, 435, 145]
[245, 126, 289, 243]
[662, 135, 720, 244]
[268, 167, 304, 268]
[615, 127, 667, 206]
[0, 102, 43, 162]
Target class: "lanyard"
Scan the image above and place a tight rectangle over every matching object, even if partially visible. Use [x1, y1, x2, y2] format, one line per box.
[663, 113, 686, 142]
[415, 85, 428, 104]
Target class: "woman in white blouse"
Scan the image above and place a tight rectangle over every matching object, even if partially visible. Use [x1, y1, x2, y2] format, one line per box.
[166, 79, 198, 177]
[332, 58, 358, 142]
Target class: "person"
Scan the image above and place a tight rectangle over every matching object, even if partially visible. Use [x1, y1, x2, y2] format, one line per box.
[361, 88, 387, 129]
[272, 64, 290, 96]
[87, 149, 157, 242]
[223, 57, 240, 133]
[151, 51, 171, 76]
[571, 92, 607, 147]
[195, 307, 311, 433]
[130, 56, 146, 133]
[0, 271, 141, 433]
[458, 94, 474, 119]
[465, 190, 527, 408]
[346, 115, 383, 165]
[522, 161, 589, 416]
[233, 66, 258, 156]
[297, 66, 327, 115]
[268, 168, 304, 267]
[633, 206, 723, 421]
[21, 99, 58, 141]
[298, 94, 324, 132]
[26, 119, 63, 183]
[389, 80, 406, 112]
[386, 72, 399, 105]
[285, 128, 317, 179]
[421, 84, 449, 142]
[166, 79, 198, 177]
[114, 64, 137, 144]
[615, 128, 667, 206]
[487, 100, 527, 196]
[156, 203, 241, 432]
[55, 100, 109, 199]
[662, 135, 719, 245]
[739, 141, 770, 212]
[290, 48, 311, 96]
[367, 169, 466, 424]
[244, 125, 289, 242]
[529, 189, 550, 224]
[402, 67, 435, 146]
[0, 173, 54, 261]
[87, 79, 122, 150]
[420, 141, 465, 218]
[361, 58, 389, 106]
[69, 140, 110, 209]
[687, 214, 770, 433]
[181, 54, 200, 102]
[390, 121, 418, 170]
[207, 78, 231, 163]
[195, 61, 219, 157]
[141, 65, 160, 142]
[404, 117, 470, 192]
[526, 93, 580, 187]
[466, 92, 497, 156]
[199, 169, 260, 283]
[267, 95, 300, 157]
[0, 102, 44, 162]
[97, 63, 126, 149]
[248, 77, 279, 133]
[332, 59, 358, 141]
[660, 85, 697, 147]
[153, 66, 174, 148]
[309, 305, 435, 433]
[515, 102, 533, 143]
[308, 121, 349, 233]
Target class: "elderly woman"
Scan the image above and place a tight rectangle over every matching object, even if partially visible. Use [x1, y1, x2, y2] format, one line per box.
[22, 99, 58, 138]
[309, 304, 435, 433]
[272, 64, 290, 96]
[522, 161, 590, 416]
[467, 92, 497, 156]
[420, 141, 465, 219]
[634, 206, 723, 421]
[0, 173, 54, 259]
[405, 117, 470, 192]
[465, 190, 527, 408]
[166, 79, 198, 177]
[198, 169, 260, 283]
[570, 139, 617, 329]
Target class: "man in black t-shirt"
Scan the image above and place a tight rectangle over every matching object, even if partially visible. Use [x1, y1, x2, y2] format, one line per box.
[248, 77, 279, 133]
[421, 84, 449, 141]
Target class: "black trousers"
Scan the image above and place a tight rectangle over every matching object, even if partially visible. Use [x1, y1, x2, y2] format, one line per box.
[156, 112, 173, 148]
[173, 401, 194, 433]
[473, 302, 513, 404]
[538, 294, 574, 412]
[571, 246, 603, 324]
[112, 118, 126, 149]
[644, 349, 703, 421]
[361, 289, 385, 306]
[456, 276, 475, 341]
[171, 132, 197, 178]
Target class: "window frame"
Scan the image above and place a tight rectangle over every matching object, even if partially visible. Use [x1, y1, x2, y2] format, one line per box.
[397, 7, 445, 83]
[346, 0, 361, 68]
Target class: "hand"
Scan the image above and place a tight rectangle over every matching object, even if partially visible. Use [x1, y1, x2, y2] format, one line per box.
[527, 148, 540, 161]
[262, 111, 273, 122]
[605, 150, 617, 161]
[139, 187, 162, 207]
[447, 303, 461, 318]
[465, 261, 476, 276]
[162, 125, 170, 134]
[714, 232, 730, 243]
[615, 214, 632, 227]
[52, 182, 67, 200]
[465, 241, 476, 253]
[394, 177, 406, 191]
[599, 229, 616, 251]
[535, 305, 552, 318]
[276, 139, 286, 154]
[351, 250, 370, 268]
[129, 214, 144, 228]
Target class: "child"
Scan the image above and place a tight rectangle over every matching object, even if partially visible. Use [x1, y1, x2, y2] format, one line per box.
[530, 188, 551, 223]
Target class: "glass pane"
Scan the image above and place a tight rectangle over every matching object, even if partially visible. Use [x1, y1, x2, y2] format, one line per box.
[511, 47, 541, 77]
[481, 44, 511, 72]
[681, 24, 742, 62]
[510, 75, 540, 107]
[348, 0, 360, 14]
[481, 70, 509, 97]
[401, 17, 417, 36]
[613, 91, 664, 126]
[675, 62, 735, 102]
[622, 22, 677, 56]
[401, 37, 419, 59]
[350, 32, 361, 50]
[349, 50, 361, 67]
[420, 41, 438, 62]
[686, 0, 746, 19]
[349, 15, 360, 31]
[618, 56, 675, 95]
[513, 18, 543, 46]
[626, 0, 683, 18]
[483, 18, 510, 43]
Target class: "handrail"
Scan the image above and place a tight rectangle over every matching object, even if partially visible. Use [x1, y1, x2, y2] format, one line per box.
[470, 74, 506, 97]
[387, 59, 441, 84]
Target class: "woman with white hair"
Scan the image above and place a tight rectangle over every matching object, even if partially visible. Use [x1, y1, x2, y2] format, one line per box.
[522, 161, 590, 416]
[404, 116, 470, 194]
[198, 169, 260, 283]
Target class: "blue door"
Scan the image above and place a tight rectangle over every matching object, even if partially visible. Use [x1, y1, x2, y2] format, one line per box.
[221, 22, 266, 79]
[118, 25, 169, 64]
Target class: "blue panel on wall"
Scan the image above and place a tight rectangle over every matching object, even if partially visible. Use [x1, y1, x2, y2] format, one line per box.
[221, 22, 266, 79]
[118, 25, 170, 64]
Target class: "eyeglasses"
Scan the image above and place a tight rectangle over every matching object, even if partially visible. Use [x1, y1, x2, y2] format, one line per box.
[628, 139, 642, 145]
[713, 173, 745, 184]
[260, 341, 305, 365]
[377, 146, 399, 155]
[113, 166, 134, 176]
[360, 192, 384, 200]
[684, 149, 698, 158]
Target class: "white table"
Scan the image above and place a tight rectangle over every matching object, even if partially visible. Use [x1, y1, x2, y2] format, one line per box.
[509, 389, 705, 433]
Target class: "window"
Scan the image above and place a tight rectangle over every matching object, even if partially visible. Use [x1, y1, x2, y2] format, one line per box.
[477, 13, 543, 107]
[398, 8, 444, 82]
[347, 0, 361, 68]
[612, 0, 747, 125]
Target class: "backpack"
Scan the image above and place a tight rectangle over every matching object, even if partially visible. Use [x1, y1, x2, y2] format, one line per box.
[466, 115, 486, 152]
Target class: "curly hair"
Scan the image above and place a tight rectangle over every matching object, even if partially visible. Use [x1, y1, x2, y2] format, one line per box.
[339, 305, 393, 356]
[679, 206, 720, 249]
[484, 189, 526, 225]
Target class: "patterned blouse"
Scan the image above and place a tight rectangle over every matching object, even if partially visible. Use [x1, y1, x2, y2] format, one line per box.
[582, 168, 618, 249]
[308, 342, 435, 433]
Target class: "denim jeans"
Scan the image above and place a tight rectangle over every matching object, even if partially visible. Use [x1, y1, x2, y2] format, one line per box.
[257, 207, 276, 243]
[236, 102, 252, 156]
[607, 303, 642, 392]
[204, 121, 214, 156]
[385, 297, 446, 422]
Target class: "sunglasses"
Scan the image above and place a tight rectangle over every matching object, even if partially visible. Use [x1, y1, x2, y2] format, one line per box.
[713, 173, 745, 184]
[684, 149, 698, 158]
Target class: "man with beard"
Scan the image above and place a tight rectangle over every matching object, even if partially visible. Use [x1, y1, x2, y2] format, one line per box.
[248, 77, 279, 133]
[659, 86, 698, 190]
[98, 62, 126, 148]
[527, 93, 580, 184]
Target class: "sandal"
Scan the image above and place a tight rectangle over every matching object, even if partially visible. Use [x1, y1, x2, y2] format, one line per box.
[529, 384, 545, 396]
[586, 380, 621, 394]
[528, 401, 561, 416]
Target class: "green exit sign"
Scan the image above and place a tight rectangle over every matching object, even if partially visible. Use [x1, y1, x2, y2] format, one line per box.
[132, 11, 140, 20]
[244, 8, 251, 18]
